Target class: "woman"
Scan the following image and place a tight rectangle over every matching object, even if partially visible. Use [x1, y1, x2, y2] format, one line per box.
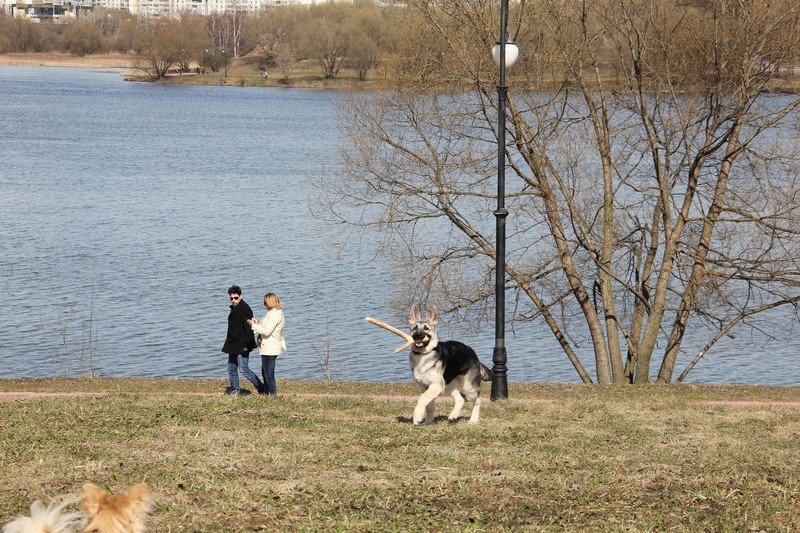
[248, 292, 286, 396]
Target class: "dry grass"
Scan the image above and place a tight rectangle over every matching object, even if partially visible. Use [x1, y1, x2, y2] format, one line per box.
[1, 378, 799, 532]
[0, 52, 138, 68]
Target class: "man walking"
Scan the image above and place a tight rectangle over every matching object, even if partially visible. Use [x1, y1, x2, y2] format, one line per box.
[222, 285, 264, 395]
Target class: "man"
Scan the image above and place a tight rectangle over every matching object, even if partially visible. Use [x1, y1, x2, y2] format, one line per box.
[221, 285, 264, 395]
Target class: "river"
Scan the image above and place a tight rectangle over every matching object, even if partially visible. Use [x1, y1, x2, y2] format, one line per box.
[0, 66, 796, 386]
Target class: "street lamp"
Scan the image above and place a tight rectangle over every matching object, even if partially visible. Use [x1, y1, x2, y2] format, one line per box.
[490, 0, 519, 401]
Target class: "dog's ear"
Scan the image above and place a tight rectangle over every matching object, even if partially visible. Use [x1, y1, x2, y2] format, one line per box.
[426, 305, 439, 326]
[409, 304, 420, 325]
[121, 483, 152, 518]
[81, 483, 107, 515]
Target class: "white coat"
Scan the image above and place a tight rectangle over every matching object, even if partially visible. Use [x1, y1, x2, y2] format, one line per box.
[251, 308, 286, 356]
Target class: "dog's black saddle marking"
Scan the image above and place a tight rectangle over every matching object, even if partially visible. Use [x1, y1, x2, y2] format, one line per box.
[436, 340, 480, 384]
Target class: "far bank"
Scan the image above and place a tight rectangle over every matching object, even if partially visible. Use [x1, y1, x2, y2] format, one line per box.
[0, 52, 382, 89]
[4, 52, 800, 93]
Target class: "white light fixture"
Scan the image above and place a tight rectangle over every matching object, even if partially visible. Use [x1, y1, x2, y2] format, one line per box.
[492, 40, 519, 69]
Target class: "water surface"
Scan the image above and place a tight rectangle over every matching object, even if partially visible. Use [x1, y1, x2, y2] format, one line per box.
[0, 67, 796, 386]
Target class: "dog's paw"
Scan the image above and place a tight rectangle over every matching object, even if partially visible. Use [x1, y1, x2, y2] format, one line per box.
[447, 416, 460, 423]
[412, 419, 425, 426]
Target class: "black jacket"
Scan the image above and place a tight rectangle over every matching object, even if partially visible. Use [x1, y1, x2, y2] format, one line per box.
[221, 300, 257, 355]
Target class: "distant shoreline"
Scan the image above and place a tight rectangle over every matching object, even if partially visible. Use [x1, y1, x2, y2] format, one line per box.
[0, 52, 138, 69]
[3, 52, 798, 93]
[0, 52, 377, 89]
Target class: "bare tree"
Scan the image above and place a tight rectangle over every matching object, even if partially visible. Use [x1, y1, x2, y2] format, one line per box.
[227, 0, 245, 58]
[244, 6, 306, 81]
[63, 20, 108, 56]
[0, 17, 56, 52]
[206, 5, 245, 60]
[348, 28, 378, 81]
[319, 0, 800, 384]
[136, 19, 184, 79]
[346, 3, 384, 81]
[174, 14, 207, 72]
[273, 42, 298, 83]
[302, 17, 349, 79]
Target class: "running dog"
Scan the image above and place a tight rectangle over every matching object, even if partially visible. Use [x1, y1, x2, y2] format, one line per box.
[2, 483, 151, 533]
[408, 304, 492, 425]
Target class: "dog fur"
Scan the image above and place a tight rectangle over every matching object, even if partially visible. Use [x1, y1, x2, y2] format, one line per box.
[1, 497, 83, 533]
[81, 483, 151, 533]
[2, 483, 151, 533]
[408, 304, 492, 425]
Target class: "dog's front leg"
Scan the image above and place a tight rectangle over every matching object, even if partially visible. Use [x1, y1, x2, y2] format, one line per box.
[413, 383, 443, 425]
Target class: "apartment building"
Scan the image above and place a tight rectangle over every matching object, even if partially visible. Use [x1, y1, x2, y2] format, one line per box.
[2, 0, 347, 21]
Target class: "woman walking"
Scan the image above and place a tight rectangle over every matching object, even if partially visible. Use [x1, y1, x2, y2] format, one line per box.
[248, 292, 286, 396]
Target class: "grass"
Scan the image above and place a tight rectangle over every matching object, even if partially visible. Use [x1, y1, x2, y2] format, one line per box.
[1, 379, 799, 531]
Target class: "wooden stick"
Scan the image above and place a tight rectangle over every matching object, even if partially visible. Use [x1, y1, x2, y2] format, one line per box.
[364, 316, 413, 341]
[392, 340, 413, 354]
[364, 316, 414, 353]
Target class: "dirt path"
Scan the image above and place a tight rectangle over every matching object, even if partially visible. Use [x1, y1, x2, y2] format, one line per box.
[0, 391, 108, 401]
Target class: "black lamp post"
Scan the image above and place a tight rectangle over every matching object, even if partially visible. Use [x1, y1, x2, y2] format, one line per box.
[490, 0, 519, 401]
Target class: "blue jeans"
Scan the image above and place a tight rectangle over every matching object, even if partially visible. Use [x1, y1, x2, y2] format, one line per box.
[261, 355, 278, 396]
[227, 354, 264, 393]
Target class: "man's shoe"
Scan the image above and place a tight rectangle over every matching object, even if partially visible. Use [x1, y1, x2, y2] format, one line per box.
[224, 388, 240, 396]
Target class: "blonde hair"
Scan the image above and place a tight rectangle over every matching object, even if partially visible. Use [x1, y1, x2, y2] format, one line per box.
[263, 293, 282, 310]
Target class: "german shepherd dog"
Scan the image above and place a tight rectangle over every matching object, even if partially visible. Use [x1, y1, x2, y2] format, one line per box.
[408, 304, 492, 425]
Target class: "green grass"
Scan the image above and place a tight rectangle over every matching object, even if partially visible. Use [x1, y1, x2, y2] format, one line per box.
[1, 379, 799, 531]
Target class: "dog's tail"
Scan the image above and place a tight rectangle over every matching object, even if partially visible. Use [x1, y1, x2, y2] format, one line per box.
[2, 497, 84, 533]
[480, 364, 493, 382]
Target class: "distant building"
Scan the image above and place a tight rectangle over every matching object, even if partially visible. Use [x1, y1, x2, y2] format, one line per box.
[4, 0, 94, 22]
[132, 0, 354, 17]
[2, 0, 355, 21]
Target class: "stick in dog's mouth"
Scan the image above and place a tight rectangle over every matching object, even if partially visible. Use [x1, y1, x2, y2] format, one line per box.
[364, 316, 414, 353]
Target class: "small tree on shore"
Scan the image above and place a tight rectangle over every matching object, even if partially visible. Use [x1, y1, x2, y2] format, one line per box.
[136, 19, 183, 79]
[302, 17, 349, 79]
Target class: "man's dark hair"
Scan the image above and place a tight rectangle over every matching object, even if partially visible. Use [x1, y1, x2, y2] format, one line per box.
[227, 285, 242, 296]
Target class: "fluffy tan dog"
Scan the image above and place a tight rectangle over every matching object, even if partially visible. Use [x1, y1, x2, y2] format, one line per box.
[2, 483, 151, 533]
